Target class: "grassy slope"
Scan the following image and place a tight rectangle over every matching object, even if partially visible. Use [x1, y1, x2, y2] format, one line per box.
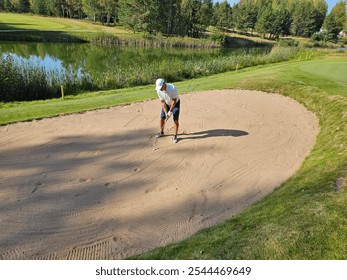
[0, 13, 68, 30]
[0, 13, 132, 42]
[0, 86, 155, 125]
[0, 13, 129, 33]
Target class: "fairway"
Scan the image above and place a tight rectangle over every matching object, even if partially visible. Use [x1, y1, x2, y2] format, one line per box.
[298, 58, 347, 96]
[0, 13, 129, 33]
[0, 13, 73, 31]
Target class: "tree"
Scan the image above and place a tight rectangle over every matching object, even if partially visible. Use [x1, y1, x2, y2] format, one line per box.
[118, 0, 156, 33]
[8, 0, 30, 12]
[255, 5, 274, 38]
[180, 0, 203, 37]
[159, 0, 184, 37]
[291, 0, 318, 37]
[232, 0, 256, 32]
[30, 0, 47, 14]
[213, 0, 232, 31]
[16, 0, 30, 12]
[329, 0, 347, 32]
[3, 0, 14, 11]
[313, 0, 328, 33]
[99, 0, 118, 25]
[82, 0, 101, 22]
[323, 1, 346, 42]
[45, 0, 65, 17]
[323, 12, 340, 42]
[198, 0, 213, 31]
[269, 7, 292, 39]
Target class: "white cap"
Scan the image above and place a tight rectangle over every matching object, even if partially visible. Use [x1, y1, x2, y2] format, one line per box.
[155, 78, 165, 91]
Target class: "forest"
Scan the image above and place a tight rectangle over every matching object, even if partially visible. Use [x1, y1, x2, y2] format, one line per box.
[0, 0, 346, 42]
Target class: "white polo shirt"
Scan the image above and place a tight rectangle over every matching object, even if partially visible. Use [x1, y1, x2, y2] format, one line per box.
[157, 83, 179, 106]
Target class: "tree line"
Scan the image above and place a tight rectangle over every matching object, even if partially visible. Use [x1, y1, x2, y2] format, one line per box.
[0, 0, 346, 42]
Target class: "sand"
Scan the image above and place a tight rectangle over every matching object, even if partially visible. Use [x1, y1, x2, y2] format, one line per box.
[0, 90, 319, 259]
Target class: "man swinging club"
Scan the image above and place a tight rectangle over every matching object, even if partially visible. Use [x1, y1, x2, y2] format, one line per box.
[155, 78, 180, 143]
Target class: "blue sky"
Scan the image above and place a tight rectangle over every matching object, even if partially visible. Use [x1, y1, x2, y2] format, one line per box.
[214, 0, 342, 12]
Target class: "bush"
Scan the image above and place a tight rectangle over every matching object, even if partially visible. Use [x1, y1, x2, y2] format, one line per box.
[277, 39, 298, 47]
[210, 33, 226, 45]
[311, 32, 326, 42]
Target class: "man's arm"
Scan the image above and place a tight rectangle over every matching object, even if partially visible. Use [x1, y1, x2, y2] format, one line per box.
[161, 100, 169, 116]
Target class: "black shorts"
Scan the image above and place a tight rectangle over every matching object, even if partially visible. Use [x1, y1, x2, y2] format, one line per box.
[160, 100, 180, 121]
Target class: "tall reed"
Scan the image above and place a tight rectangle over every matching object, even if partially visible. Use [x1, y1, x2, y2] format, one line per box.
[1, 47, 306, 102]
[0, 54, 95, 102]
[89, 32, 222, 48]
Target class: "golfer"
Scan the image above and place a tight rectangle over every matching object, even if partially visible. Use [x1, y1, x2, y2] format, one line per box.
[155, 78, 180, 143]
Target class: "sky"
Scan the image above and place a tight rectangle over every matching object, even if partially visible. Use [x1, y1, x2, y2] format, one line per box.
[214, 0, 342, 12]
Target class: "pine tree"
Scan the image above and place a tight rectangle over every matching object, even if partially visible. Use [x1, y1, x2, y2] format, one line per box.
[29, 0, 47, 15]
[255, 5, 274, 38]
[213, 0, 232, 31]
[118, 0, 157, 33]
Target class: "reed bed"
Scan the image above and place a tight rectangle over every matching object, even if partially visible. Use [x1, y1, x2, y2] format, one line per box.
[1, 46, 305, 102]
[89, 32, 222, 48]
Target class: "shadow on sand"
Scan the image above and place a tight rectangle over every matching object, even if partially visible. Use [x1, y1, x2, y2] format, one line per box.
[181, 129, 249, 141]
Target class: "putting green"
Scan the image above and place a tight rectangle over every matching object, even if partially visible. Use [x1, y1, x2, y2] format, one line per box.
[299, 58, 347, 86]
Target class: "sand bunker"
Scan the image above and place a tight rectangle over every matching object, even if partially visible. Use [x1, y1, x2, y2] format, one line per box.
[0, 90, 318, 259]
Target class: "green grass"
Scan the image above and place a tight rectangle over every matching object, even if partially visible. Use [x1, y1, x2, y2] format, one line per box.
[298, 59, 347, 97]
[2, 53, 345, 259]
[0, 13, 129, 33]
[0, 86, 155, 125]
[0, 13, 69, 30]
[0, 13, 131, 42]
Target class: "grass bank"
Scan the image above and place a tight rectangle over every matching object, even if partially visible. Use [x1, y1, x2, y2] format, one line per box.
[0, 13, 215, 46]
[0, 51, 346, 259]
[0, 13, 270, 48]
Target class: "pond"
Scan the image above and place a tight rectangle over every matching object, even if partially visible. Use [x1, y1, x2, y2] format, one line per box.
[0, 42, 270, 81]
[0, 41, 273, 101]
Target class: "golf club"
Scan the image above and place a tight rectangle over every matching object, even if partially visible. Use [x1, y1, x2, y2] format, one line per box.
[152, 115, 171, 151]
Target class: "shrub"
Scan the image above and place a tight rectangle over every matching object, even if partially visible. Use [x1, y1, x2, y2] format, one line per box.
[278, 39, 298, 47]
[210, 33, 226, 45]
